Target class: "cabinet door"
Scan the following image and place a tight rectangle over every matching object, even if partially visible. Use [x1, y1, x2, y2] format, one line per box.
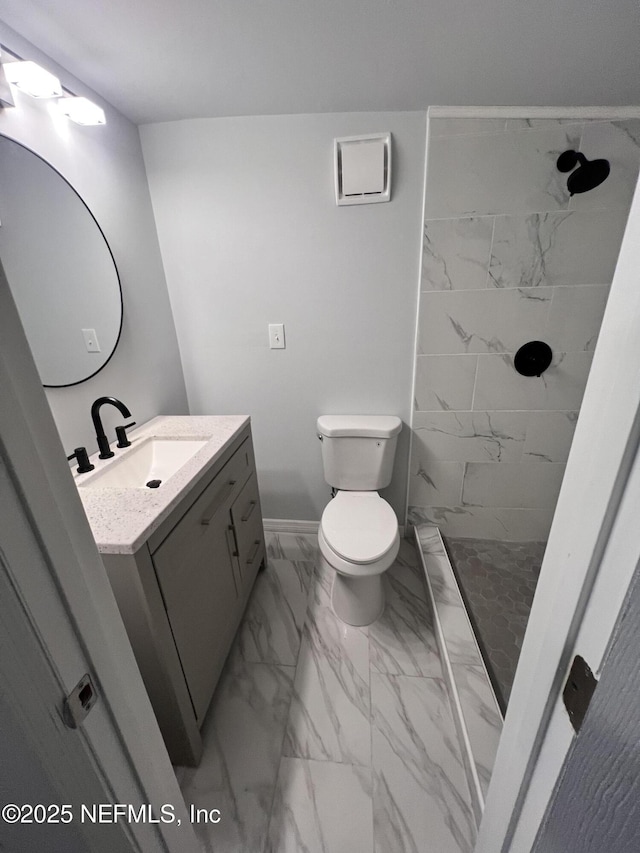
[230, 473, 264, 592]
[153, 504, 238, 724]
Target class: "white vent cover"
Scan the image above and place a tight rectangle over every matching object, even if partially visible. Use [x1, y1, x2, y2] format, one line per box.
[334, 133, 391, 206]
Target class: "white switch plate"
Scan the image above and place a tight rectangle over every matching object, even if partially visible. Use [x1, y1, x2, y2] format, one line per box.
[82, 328, 101, 352]
[268, 323, 285, 349]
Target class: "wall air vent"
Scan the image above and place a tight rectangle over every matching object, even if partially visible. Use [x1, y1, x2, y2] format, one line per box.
[334, 133, 391, 206]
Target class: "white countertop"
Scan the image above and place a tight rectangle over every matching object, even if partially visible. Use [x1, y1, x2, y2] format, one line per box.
[76, 415, 250, 555]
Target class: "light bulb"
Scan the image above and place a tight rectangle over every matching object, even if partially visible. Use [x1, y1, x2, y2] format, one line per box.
[58, 97, 106, 126]
[4, 60, 62, 98]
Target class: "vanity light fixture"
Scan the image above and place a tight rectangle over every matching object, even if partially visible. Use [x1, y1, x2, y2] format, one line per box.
[0, 50, 15, 108]
[58, 96, 106, 126]
[4, 60, 62, 98]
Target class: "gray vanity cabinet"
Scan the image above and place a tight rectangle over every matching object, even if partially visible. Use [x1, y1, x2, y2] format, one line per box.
[152, 495, 239, 725]
[230, 473, 263, 593]
[102, 424, 265, 766]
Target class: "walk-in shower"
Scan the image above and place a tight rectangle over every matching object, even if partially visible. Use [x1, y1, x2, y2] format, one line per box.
[409, 110, 640, 722]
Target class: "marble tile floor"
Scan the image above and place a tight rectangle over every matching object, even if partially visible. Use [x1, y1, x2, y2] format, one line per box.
[177, 531, 476, 853]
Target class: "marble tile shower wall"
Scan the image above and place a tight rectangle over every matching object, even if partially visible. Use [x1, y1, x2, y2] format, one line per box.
[409, 117, 640, 540]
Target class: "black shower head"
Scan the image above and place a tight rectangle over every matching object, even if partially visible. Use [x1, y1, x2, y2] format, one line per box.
[557, 149, 610, 196]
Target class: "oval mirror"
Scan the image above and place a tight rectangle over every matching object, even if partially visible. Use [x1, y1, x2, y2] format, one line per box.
[0, 135, 122, 387]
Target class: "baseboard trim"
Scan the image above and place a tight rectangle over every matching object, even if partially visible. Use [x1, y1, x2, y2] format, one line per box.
[262, 519, 320, 534]
[263, 519, 407, 538]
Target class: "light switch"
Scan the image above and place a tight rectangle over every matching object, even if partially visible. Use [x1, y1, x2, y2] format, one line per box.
[269, 323, 285, 349]
[82, 328, 101, 352]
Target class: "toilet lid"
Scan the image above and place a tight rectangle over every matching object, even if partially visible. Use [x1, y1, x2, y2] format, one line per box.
[321, 492, 398, 564]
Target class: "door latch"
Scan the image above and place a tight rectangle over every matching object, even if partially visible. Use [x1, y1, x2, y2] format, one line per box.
[562, 655, 598, 734]
[63, 673, 98, 729]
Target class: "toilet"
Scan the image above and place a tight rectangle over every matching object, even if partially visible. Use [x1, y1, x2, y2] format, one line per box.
[317, 415, 402, 626]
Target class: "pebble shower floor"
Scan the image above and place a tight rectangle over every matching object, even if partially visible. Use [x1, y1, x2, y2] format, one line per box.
[446, 537, 545, 711]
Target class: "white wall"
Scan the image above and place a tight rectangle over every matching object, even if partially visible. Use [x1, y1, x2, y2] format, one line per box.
[0, 22, 188, 453]
[141, 113, 426, 521]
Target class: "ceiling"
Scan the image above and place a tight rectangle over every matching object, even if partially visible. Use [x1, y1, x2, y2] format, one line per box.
[1, 0, 639, 126]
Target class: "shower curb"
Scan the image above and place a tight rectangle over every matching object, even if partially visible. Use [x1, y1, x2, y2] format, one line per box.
[413, 523, 503, 826]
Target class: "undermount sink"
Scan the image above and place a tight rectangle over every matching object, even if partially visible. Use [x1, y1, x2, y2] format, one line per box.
[80, 437, 208, 489]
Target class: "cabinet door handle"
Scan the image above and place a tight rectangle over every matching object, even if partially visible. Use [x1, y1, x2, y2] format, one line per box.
[200, 479, 237, 525]
[246, 539, 261, 565]
[226, 525, 239, 557]
[241, 500, 257, 523]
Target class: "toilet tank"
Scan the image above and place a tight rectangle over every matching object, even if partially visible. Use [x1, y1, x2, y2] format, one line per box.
[317, 415, 402, 490]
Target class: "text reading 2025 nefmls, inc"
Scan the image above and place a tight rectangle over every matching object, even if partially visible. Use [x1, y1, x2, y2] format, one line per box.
[0, 803, 222, 826]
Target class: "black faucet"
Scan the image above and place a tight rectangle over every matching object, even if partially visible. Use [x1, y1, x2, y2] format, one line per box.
[91, 397, 132, 459]
[67, 447, 95, 474]
[116, 421, 137, 448]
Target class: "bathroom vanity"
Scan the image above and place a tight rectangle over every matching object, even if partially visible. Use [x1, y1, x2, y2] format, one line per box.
[76, 416, 265, 765]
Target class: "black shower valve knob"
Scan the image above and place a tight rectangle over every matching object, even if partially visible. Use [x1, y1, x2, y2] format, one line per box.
[514, 341, 553, 378]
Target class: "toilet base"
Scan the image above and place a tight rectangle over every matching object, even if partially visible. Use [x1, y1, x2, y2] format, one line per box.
[331, 569, 385, 627]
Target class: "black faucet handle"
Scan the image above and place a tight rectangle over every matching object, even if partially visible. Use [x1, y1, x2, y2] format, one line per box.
[67, 447, 95, 475]
[116, 421, 137, 449]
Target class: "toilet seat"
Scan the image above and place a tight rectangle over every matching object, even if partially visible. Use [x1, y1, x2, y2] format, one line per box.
[320, 491, 399, 573]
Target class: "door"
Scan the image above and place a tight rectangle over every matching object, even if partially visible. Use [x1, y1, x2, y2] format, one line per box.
[475, 162, 640, 850]
[0, 458, 134, 853]
[533, 546, 640, 850]
[0, 264, 200, 853]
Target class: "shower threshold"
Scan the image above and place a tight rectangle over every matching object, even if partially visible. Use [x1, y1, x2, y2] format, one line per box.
[415, 524, 547, 822]
[415, 524, 502, 823]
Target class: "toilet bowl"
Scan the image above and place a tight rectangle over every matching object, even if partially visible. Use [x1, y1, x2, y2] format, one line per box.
[319, 491, 400, 626]
[316, 414, 402, 627]
[317, 415, 402, 626]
